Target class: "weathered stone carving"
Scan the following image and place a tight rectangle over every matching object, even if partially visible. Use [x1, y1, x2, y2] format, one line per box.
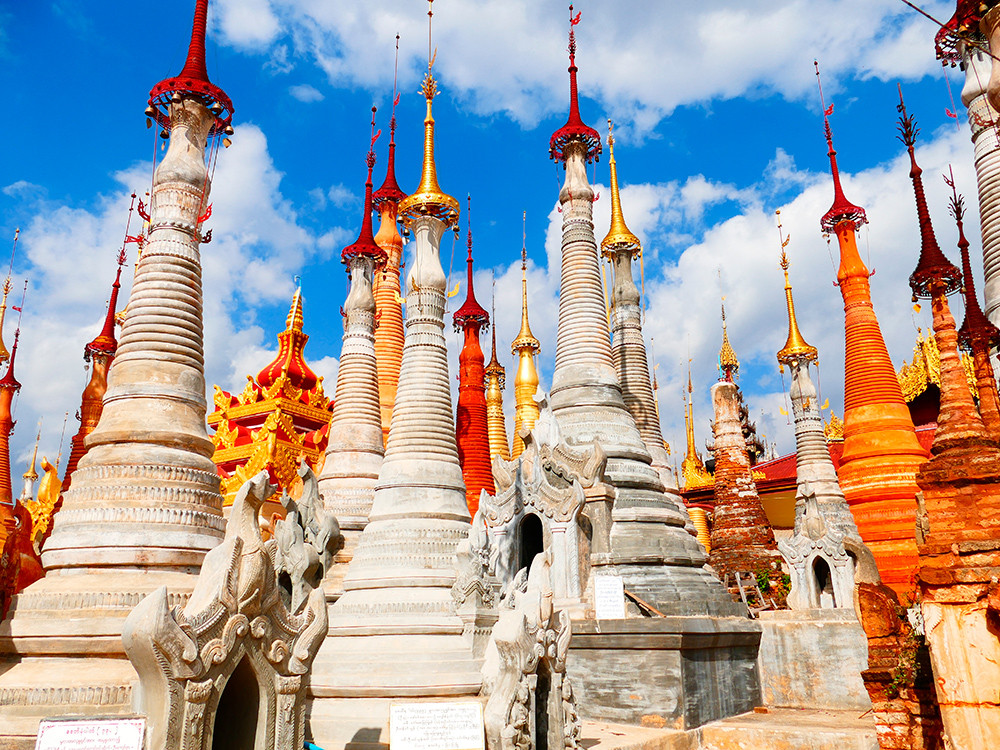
[274, 463, 342, 613]
[485, 399, 601, 606]
[123, 472, 328, 750]
[482, 549, 581, 750]
[779, 483, 857, 610]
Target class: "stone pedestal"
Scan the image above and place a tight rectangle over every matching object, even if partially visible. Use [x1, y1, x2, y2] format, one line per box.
[756, 609, 870, 711]
[565, 617, 761, 730]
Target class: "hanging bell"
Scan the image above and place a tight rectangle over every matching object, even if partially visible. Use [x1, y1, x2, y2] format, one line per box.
[209, 101, 223, 115]
[160, 129, 169, 139]
[222, 138, 232, 149]
[146, 118, 152, 129]
[224, 125, 235, 136]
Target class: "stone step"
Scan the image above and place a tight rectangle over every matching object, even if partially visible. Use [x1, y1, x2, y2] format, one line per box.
[698, 708, 877, 750]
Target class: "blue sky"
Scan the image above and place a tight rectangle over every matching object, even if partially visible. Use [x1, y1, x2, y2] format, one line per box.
[0, 0, 978, 476]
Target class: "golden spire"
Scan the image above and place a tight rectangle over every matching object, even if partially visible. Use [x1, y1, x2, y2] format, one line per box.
[287, 285, 305, 332]
[0, 228, 18, 364]
[511, 212, 541, 459]
[719, 297, 739, 381]
[775, 210, 818, 368]
[23, 422, 40, 483]
[601, 119, 640, 257]
[397, 0, 459, 229]
[682, 363, 712, 490]
[511, 214, 540, 354]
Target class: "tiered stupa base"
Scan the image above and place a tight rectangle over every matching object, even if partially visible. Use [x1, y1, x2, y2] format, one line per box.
[0, 569, 200, 747]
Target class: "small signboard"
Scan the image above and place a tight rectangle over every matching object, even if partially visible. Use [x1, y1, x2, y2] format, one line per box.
[593, 574, 626, 619]
[389, 701, 485, 750]
[35, 718, 145, 750]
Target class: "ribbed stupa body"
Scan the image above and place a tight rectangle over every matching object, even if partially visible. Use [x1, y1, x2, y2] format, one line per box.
[373, 201, 404, 443]
[42, 99, 224, 571]
[787, 359, 860, 538]
[708, 380, 781, 580]
[549, 141, 734, 613]
[484, 327, 510, 461]
[308, 216, 482, 747]
[0, 98, 226, 739]
[832, 222, 927, 596]
[960, 45, 1000, 326]
[317, 254, 384, 594]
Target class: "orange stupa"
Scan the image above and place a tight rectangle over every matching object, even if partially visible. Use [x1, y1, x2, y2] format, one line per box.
[372, 38, 408, 444]
[62, 249, 126, 492]
[453, 197, 494, 515]
[818, 74, 928, 598]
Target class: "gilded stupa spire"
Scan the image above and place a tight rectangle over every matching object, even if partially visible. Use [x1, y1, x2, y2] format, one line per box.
[601, 120, 640, 255]
[397, 1, 459, 229]
[0, 229, 19, 365]
[682, 363, 712, 491]
[775, 211, 818, 368]
[484, 278, 510, 462]
[511, 212, 541, 459]
[719, 297, 739, 382]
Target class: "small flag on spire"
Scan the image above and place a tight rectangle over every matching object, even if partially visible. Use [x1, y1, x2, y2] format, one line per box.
[824, 103, 834, 117]
[945, 108, 958, 119]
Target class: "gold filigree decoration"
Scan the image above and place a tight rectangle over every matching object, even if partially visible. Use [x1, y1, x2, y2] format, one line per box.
[824, 412, 844, 442]
[897, 328, 977, 402]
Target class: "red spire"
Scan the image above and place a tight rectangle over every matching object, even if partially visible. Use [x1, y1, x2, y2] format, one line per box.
[147, 0, 234, 135]
[0, 331, 21, 392]
[898, 90, 963, 299]
[549, 5, 601, 164]
[256, 290, 319, 392]
[86, 249, 126, 361]
[342, 107, 388, 268]
[816, 63, 868, 233]
[454, 196, 490, 331]
[950, 179, 1000, 349]
[373, 35, 407, 209]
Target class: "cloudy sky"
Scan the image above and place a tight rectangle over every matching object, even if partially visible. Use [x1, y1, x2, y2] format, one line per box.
[0, 0, 978, 476]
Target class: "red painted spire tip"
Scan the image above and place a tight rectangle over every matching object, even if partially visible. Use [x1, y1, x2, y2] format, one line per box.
[900, 92, 962, 299]
[85, 256, 126, 361]
[549, 4, 601, 164]
[454, 195, 489, 332]
[949, 169, 1000, 349]
[816, 62, 867, 234]
[343, 110, 387, 270]
[147, 0, 234, 136]
[0, 330, 20, 391]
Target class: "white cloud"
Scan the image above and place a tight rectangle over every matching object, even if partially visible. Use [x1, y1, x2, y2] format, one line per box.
[289, 83, 324, 102]
[7, 124, 344, 471]
[212, 0, 954, 131]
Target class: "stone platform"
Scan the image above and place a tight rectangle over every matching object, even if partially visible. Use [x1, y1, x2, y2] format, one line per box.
[580, 709, 877, 750]
[566, 616, 762, 730]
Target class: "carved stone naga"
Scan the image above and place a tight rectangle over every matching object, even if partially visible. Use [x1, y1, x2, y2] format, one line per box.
[123, 471, 334, 750]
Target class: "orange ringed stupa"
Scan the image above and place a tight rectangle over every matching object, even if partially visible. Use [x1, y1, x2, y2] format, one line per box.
[817, 68, 928, 598]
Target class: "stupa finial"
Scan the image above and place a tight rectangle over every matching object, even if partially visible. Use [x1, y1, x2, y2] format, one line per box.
[816, 61, 868, 233]
[398, 0, 460, 228]
[601, 119, 641, 256]
[775, 210, 818, 368]
[453, 195, 489, 332]
[897, 87, 963, 299]
[719, 296, 739, 382]
[342, 107, 387, 269]
[146, 0, 234, 137]
[548, 5, 601, 163]
[373, 34, 408, 208]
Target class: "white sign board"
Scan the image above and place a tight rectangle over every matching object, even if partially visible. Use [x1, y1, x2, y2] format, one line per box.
[389, 701, 484, 750]
[35, 718, 145, 750]
[593, 574, 626, 619]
